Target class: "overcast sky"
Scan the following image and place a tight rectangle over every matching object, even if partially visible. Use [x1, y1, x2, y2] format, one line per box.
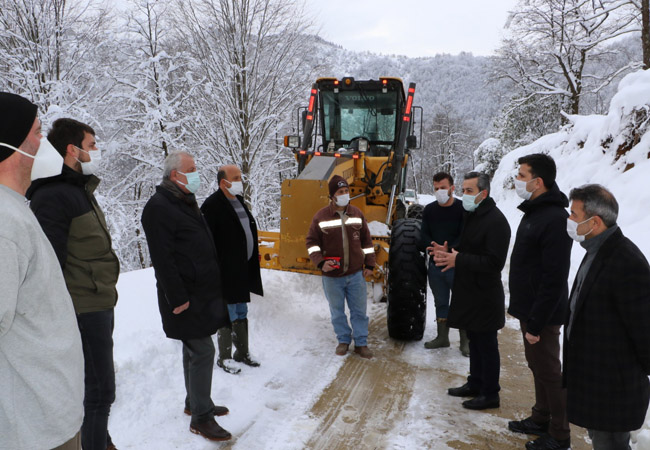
[304, 0, 519, 57]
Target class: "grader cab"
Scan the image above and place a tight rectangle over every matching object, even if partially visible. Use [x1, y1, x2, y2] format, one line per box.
[258, 77, 427, 340]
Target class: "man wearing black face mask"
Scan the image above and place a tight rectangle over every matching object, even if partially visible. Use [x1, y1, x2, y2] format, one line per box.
[26, 118, 120, 450]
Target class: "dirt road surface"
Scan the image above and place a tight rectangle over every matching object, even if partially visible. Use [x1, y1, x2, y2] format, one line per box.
[304, 307, 590, 450]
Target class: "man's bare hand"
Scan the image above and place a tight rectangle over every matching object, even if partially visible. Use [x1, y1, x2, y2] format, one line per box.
[322, 260, 338, 272]
[427, 240, 449, 256]
[173, 301, 190, 315]
[363, 268, 373, 278]
[525, 332, 540, 345]
[434, 248, 458, 272]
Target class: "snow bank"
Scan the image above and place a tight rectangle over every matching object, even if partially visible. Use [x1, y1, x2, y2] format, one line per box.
[492, 69, 650, 446]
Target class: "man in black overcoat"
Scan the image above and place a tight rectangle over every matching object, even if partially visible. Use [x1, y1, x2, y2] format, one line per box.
[201, 164, 263, 374]
[141, 151, 231, 442]
[565, 184, 650, 450]
[434, 171, 511, 411]
[507, 154, 573, 450]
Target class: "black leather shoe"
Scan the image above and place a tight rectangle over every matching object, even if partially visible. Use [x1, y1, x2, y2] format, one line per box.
[525, 434, 570, 450]
[462, 394, 500, 410]
[447, 382, 480, 397]
[184, 405, 230, 417]
[190, 418, 232, 441]
[508, 416, 549, 436]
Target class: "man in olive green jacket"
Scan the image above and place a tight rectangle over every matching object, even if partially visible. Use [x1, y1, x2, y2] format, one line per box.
[27, 118, 120, 450]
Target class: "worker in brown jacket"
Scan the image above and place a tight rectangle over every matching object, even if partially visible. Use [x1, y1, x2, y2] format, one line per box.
[306, 175, 376, 358]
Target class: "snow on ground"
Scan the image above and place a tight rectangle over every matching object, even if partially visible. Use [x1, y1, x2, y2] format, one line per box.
[112, 268, 348, 449]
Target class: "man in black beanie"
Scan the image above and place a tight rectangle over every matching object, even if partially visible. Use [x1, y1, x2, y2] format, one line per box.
[0, 92, 84, 450]
[306, 175, 376, 358]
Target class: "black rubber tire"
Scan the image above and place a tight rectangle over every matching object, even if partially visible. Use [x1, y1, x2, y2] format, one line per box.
[406, 203, 424, 220]
[386, 218, 427, 340]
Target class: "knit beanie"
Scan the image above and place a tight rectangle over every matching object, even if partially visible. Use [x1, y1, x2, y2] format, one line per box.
[0, 92, 39, 163]
[328, 175, 349, 197]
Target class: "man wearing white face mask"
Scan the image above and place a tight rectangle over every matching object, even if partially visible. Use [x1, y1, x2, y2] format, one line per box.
[507, 154, 573, 450]
[419, 172, 468, 355]
[201, 165, 264, 374]
[0, 93, 84, 449]
[306, 175, 376, 358]
[564, 184, 650, 450]
[26, 118, 120, 450]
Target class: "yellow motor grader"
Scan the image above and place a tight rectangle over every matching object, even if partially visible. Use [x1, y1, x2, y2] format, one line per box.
[258, 77, 427, 340]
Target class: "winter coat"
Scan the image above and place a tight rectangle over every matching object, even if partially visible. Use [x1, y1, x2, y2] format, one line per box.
[447, 197, 511, 332]
[26, 165, 120, 314]
[141, 185, 229, 340]
[201, 189, 263, 304]
[508, 184, 573, 336]
[564, 227, 650, 432]
[306, 203, 376, 277]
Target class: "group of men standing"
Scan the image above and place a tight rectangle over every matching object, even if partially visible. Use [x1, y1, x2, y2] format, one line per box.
[1, 92, 264, 448]
[421, 155, 650, 450]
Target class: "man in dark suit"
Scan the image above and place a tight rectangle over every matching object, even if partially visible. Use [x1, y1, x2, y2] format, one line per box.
[201, 165, 263, 374]
[141, 151, 231, 442]
[565, 184, 650, 450]
[434, 171, 511, 410]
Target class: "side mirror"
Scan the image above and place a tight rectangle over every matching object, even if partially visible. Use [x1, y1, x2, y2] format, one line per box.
[406, 135, 417, 149]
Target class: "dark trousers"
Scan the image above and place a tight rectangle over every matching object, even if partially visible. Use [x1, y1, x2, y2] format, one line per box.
[587, 430, 631, 450]
[467, 330, 500, 397]
[182, 336, 216, 423]
[77, 310, 116, 450]
[521, 321, 570, 441]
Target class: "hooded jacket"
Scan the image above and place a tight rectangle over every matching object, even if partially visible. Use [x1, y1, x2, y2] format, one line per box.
[27, 165, 120, 313]
[508, 183, 573, 336]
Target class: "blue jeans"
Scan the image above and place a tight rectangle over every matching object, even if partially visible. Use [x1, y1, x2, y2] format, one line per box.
[428, 264, 454, 319]
[587, 429, 631, 450]
[227, 303, 248, 322]
[77, 310, 116, 450]
[321, 271, 369, 346]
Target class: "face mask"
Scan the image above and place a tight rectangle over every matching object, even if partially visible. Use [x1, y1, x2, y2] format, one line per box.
[462, 192, 484, 212]
[434, 188, 450, 204]
[177, 170, 201, 194]
[0, 138, 63, 181]
[566, 217, 594, 242]
[514, 178, 537, 201]
[75, 147, 101, 175]
[335, 193, 350, 207]
[226, 180, 243, 196]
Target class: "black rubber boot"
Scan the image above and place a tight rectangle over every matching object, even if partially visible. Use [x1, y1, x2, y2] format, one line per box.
[216, 326, 240, 374]
[232, 319, 260, 367]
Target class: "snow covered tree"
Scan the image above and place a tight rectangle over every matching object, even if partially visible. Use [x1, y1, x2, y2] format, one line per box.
[474, 137, 507, 177]
[0, 0, 112, 122]
[171, 0, 316, 228]
[496, 0, 641, 117]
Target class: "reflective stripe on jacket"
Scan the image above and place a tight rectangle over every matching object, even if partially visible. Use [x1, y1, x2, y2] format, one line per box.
[306, 203, 375, 277]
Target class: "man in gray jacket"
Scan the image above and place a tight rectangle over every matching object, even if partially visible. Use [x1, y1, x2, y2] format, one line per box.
[0, 92, 84, 449]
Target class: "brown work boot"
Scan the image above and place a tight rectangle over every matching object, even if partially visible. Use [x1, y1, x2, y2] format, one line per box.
[335, 343, 349, 355]
[190, 418, 232, 441]
[354, 345, 373, 359]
